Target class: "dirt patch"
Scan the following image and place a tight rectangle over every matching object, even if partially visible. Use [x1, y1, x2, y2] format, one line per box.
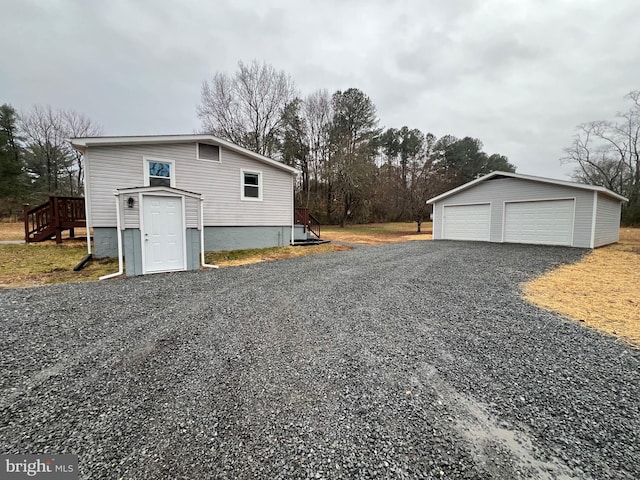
[523, 228, 640, 347]
[323, 222, 432, 245]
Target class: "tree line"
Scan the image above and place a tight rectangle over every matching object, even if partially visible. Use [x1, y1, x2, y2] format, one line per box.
[0, 104, 101, 218]
[197, 61, 516, 227]
[3, 60, 637, 226]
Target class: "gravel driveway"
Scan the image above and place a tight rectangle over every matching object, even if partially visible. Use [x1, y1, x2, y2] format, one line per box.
[1, 241, 639, 479]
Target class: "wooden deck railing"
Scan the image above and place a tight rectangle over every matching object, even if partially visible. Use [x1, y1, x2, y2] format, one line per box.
[294, 207, 321, 239]
[24, 196, 86, 243]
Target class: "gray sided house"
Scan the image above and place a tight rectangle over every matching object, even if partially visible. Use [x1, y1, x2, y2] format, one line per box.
[71, 134, 301, 276]
[427, 171, 627, 248]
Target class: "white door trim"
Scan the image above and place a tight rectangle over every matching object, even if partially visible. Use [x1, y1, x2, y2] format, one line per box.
[140, 192, 187, 274]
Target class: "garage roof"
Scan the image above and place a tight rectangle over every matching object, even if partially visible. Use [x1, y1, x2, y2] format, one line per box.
[426, 171, 628, 204]
[70, 134, 300, 175]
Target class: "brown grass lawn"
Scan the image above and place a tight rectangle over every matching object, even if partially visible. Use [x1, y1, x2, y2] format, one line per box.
[0, 221, 88, 242]
[523, 228, 640, 347]
[0, 240, 118, 288]
[322, 222, 433, 245]
[0, 221, 25, 240]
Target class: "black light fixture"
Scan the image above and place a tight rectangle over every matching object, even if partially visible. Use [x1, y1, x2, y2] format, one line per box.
[127, 197, 135, 209]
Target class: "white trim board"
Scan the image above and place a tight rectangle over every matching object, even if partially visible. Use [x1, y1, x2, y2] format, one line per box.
[427, 171, 628, 204]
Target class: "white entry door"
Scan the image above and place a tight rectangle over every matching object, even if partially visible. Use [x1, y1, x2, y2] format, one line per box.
[504, 199, 575, 246]
[442, 204, 491, 241]
[142, 195, 185, 273]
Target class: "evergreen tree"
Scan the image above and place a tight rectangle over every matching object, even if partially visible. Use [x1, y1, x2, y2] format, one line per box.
[0, 104, 27, 217]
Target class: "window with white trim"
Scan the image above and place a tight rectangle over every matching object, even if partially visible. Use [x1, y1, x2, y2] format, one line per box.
[197, 143, 220, 162]
[145, 158, 175, 187]
[241, 170, 262, 201]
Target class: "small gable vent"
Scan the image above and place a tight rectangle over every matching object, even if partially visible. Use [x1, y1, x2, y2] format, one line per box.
[198, 143, 220, 161]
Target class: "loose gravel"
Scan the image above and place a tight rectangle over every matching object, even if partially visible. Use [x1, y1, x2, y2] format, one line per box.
[1, 241, 638, 479]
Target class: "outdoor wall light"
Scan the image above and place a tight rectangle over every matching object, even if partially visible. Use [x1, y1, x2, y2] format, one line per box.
[127, 197, 135, 209]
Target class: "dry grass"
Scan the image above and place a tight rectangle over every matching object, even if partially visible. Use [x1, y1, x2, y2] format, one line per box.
[206, 243, 352, 268]
[523, 228, 640, 347]
[0, 221, 88, 242]
[0, 240, 118, 288]
[0, 222, 103, 288]
[0, 221, 28, 241]
[322, 222, 433, 245]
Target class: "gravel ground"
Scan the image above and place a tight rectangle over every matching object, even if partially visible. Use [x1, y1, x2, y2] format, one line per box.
[1, 241, 639, 479]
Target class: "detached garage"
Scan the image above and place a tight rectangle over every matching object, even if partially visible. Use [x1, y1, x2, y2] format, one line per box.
[427, 171, 627, 248]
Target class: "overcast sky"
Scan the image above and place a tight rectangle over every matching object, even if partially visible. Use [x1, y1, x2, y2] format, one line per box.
[2, 0, 639, 179]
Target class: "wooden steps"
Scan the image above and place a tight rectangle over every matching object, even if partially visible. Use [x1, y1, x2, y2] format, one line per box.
[24, 197, 86, 243]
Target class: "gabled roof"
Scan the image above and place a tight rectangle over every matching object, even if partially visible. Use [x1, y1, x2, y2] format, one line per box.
[115, 185, 202, 199]
[69, 134, 300, 175]
[426, 171, 628, 204]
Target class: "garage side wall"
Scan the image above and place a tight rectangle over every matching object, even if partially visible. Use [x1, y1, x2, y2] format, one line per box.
[593, 194, 621, 247]
[432, 178, 594, 247]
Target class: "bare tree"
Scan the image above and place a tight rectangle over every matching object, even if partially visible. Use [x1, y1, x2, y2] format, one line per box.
[21, 105, 67, 195]
[197, 60, 297, 157]
[20, 105, 101, 196]
[304, 89, 332, 199]
[60, 110, 102, 195]
[562, 90, 640, 224]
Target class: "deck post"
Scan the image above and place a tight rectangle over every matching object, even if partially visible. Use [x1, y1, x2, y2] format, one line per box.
[23, 204, 30, 243]
[52, 197, 62, 244]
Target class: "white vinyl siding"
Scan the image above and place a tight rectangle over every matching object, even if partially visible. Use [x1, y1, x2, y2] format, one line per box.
[85, 143, 293, 227]
[593, 194, 622, 247]
[442, 204, 490, 241]
[504, 199, 575, 246]
[121, 194, 140, 229]
[184, 196, 199, 229]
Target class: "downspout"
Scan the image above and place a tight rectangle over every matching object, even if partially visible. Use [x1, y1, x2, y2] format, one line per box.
[290, 174, 295, 245]
[99, 193, 124, 280]
[200, 197, 219, 269]
[80, 145, 92, 255]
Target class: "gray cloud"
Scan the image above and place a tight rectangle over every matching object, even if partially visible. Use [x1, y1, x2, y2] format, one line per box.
[2, 0, 639, 179]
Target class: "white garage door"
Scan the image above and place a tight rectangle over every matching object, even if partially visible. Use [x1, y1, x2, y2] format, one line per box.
[442, 204, 491, 241]
[504, 199, 574, 246]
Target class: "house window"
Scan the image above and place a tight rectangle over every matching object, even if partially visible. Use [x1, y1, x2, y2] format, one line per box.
[241, 170, 262, 201]
[144, 158, 175, 187]
[197, 143, 220, 162]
